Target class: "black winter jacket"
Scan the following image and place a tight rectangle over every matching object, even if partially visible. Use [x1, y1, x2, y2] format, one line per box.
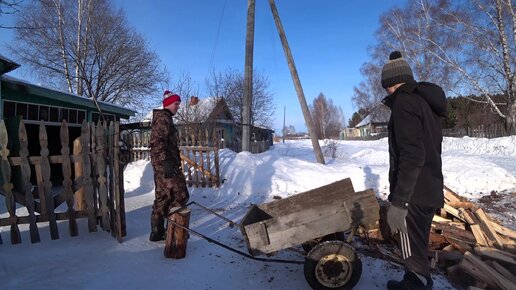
[382, 80, 447, 208]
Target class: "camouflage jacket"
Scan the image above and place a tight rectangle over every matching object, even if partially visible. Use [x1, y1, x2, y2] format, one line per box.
[149, 109, 181, 169]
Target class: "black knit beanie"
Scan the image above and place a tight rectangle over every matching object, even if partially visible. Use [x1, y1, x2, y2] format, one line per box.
[381, 51, 414, 89]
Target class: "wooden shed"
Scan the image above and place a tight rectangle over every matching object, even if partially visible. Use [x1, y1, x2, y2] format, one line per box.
[0, 54, 135, 185]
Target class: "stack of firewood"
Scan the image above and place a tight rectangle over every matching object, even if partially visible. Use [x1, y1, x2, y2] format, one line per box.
[364, 186, 516, 290]
[430, 186, 516, 290]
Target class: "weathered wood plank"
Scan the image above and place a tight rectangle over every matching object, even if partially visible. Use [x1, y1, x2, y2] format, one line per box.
[242, 184, 379, 255]
[460, 209, 489, 246]
[113, 121, 126, 240]
[474, 208, 505, 248]
[81, 121, 96, 232]
[19, 120, 40, 243]
[73, 138, 86, 211]
[0, 120, 21, 244]
[474, 246, 516, 266]
[40, 123, 59, 240]
[61, 121, 78, 237]
[96, 122, 110, 231]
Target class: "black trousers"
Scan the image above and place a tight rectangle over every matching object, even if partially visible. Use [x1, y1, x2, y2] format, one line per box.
[399, 204, 435, 278]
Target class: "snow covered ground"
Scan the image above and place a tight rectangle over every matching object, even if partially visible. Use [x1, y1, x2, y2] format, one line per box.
[1, 136, 515, 290]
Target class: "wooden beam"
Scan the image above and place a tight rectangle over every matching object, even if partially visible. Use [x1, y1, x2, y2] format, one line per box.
[474, 208, 505, 248]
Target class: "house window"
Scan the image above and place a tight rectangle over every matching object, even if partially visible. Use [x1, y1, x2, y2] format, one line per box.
[2, 100, 85, 125]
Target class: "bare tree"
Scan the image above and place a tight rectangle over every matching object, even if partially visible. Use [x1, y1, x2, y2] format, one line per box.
[0, 0, 22, 29]
[206, 68, 275, 128]
[373, 0, 516, 133]
[352, 62, 391, 123]
[11, 0, 167, 114]
[310, 93, 343, 139]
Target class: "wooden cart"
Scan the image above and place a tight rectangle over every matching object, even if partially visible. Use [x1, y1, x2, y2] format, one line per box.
[240, 178, 379, 290]
[171, 178, 379, 290]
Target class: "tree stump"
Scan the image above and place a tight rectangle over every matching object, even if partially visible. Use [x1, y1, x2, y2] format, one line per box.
[164, 207, 191, 259]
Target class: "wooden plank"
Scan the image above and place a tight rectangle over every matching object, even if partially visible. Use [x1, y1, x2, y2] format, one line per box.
[443, 204, 465, 222]
[113, 121, 126, 241]
[447, 201, 475, 209]
[257, 178, 355, 218]
[474, 246, 516, 266]
[489, 222, 516, 240]
[460, 208, 489, 246]
[244, 203, 351, 255]
[81, 121, 96, 232]
[96, 122, 110, 231]
[39, 123, 59, 240]
[444, 184, 464, 202]
[474, 208, 504, 248]
[244, 188, 379, 255]
[73, 138, 86, 210]
[61, 121, 78, 237]
[0, 120, 21, 244]
[464, 251, 516, 290]
[214, 148, 220, 187]
[19, 120, 40, 243]
[107, 122, 116, 237]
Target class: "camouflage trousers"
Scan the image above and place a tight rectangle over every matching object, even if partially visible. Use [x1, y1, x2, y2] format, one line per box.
[152, 165, 189, 220]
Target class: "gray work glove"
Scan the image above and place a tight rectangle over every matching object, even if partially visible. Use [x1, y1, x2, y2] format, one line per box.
[387, 204, 408, 234]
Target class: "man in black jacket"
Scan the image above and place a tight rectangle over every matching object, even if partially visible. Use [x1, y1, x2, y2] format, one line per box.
[381, 51, 447, 290]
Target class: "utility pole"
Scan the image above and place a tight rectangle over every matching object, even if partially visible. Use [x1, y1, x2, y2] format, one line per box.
[242, 0, 255, 152]
[268, 0, 325, 164]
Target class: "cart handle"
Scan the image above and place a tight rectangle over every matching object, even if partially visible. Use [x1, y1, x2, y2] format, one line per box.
[166, 217, 304, 265]
[187, 201, 239, 228]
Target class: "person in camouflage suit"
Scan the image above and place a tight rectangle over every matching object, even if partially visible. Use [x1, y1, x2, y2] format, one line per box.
[149, 91, 189, 242]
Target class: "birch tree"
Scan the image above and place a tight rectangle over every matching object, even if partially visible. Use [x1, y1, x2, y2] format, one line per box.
[310, 93, 344, 139]
[11, 0, 167, 113]
[373, 0, 516, 133]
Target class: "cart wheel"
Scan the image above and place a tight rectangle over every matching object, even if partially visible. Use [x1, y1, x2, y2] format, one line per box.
[302, 232, 346, 254]
[304, 241, 361, 290]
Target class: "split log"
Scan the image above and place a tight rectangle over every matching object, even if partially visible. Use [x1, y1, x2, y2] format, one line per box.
[164, 207, 191, 259]
[459, 209, 489, 247]
[474, 246, 516, 266]
[447, 201, 475, 209]
[474, 208, 504, 248]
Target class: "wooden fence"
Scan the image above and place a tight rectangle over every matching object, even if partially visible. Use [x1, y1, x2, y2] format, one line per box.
[121, 128, 221, 188]
[443, 123, 509, 138]
[0, 119, 125, 245]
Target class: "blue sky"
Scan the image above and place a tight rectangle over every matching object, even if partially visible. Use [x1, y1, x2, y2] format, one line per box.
[1, 0, 402, 133]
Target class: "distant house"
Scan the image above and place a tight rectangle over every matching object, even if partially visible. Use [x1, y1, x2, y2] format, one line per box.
[341, 112, 389, 140]
[354, 113, 389, 137]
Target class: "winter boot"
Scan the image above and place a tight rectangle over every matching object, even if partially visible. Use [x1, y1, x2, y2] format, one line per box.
[387, 271, 433, 290]
[149, 214, 165, 242]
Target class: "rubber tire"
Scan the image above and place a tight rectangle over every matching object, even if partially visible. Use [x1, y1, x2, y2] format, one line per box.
[304, 241, 362, 290]
[302, 232, 346, 254]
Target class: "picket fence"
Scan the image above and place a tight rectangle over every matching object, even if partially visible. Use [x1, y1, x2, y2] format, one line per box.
[0, 119, 125, 245]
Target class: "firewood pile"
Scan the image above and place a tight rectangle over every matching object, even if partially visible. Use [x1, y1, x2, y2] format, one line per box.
[364, 185, 516, 290]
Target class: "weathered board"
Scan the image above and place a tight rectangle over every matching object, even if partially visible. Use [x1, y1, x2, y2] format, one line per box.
[240, 178, 379, 256]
